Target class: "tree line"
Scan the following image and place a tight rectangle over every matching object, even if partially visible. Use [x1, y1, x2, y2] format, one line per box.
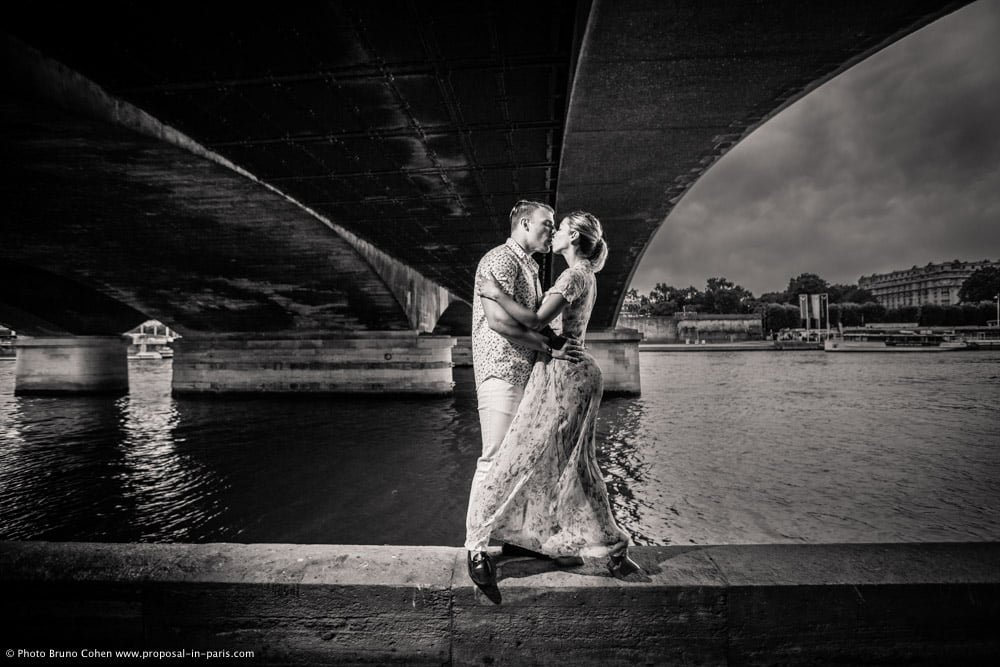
[625, 267, 1000, 330]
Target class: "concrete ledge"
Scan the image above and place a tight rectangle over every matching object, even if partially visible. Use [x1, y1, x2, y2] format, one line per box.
[2, 542, 997, 665]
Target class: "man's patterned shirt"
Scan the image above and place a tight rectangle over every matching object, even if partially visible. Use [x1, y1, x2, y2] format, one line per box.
[471, 238, 542, 389]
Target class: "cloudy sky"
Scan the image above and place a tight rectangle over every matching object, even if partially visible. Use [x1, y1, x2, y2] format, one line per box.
[629, 0, 1000, 297]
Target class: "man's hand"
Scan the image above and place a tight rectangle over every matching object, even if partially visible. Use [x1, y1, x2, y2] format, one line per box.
[550, 337, 584, 362]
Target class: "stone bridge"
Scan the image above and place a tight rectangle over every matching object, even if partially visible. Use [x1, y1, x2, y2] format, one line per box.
[2, 1, 971, 395]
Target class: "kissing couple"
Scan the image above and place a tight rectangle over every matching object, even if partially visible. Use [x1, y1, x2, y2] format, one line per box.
[464, 200, 641, 590]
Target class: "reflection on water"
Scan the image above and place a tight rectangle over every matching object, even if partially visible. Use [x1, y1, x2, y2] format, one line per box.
[0, 361, 481, 545]
[1, 350, 998, 545]
[595, 399, 655, 545]
[117, 364, 226, 541]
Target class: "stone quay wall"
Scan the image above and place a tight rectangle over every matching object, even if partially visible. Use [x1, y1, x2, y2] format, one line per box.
[620, 314, 763, 343]
[2, 541, 997, 665]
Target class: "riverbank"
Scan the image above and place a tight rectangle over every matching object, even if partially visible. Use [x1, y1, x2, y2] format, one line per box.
[641, 341, 777, 352]
[2, 541, 997, 665]
[621, 313, 762, 344]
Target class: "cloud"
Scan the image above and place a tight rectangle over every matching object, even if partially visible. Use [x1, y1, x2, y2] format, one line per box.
[631, 0, 1000, 296]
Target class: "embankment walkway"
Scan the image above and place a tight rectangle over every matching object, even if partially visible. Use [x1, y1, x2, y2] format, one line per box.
[2, 541, 998, 665]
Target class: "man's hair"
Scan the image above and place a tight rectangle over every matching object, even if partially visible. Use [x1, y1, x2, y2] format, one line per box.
[509, 200, 553, 232]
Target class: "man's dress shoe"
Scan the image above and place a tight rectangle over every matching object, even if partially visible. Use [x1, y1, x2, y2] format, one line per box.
[467, 551, 496, 587]
[607, 547, 642, 578]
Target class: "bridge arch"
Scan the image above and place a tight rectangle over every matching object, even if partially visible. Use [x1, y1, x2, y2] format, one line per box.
[554, 0, 972, 328]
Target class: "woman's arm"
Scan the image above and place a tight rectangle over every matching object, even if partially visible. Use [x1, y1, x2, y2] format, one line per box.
[480, 274, 566, 330]
[482, 298, 581, 360]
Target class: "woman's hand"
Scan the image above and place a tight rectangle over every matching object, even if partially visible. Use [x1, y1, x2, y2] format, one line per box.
[478, 273, 505, 301]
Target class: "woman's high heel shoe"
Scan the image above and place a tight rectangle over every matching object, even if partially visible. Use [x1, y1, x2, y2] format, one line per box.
[606, 547, 641, 578]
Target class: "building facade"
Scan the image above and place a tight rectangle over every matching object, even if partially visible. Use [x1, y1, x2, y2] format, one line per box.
[859, 259, 1000, 310]
[621, 290, 642, 315]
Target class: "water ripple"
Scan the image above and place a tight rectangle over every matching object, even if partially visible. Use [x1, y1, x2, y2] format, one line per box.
[2, 351, 999, 545]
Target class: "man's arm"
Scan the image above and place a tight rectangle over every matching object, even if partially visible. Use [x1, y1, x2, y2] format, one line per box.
[483, 299, 581, 360]
[483, 287, 566, 331]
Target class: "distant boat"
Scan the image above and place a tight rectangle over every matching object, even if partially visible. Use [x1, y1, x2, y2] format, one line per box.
[825, 330, 964, 353]
[773, 328, 832, 351]
[963, 338, 1000, 350]
[958, 329, 1000, 350]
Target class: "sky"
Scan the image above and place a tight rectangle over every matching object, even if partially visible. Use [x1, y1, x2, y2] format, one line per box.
[629, 0, 1000, 297]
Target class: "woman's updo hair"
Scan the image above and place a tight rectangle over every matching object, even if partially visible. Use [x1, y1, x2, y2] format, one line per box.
[565, 210, 608, 273]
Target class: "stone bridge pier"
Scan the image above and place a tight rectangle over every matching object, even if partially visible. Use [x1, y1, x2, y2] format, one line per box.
[12, 330, 641, 397]
[169, 333, 457, 396]
[13, 336, 131, 396]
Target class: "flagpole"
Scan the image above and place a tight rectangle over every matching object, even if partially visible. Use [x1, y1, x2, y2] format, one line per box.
[802, 294, 810, 337]
[824, 293, 830, 340]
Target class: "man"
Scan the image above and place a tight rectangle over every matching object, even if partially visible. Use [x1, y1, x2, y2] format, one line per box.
[465, 200, 582, 588]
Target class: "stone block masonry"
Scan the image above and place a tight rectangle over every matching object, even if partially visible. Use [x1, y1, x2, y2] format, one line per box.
[2, 541, 996, 665]
[14, 336, 129, 395]
[171, 333, 456, 395]
[587, 328, 642, 395]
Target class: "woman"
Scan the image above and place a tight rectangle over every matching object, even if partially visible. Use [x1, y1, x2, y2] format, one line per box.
[469, 211, 640, 578]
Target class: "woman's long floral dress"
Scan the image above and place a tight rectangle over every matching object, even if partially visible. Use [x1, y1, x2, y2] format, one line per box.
[466, 260, 630, 557]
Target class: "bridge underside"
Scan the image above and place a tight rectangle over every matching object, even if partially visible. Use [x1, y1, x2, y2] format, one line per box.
[3, 0, 577, 339]
[1, 2, 972, 397]
[1, 85, 412, 338]
[3, 1, 970, 337]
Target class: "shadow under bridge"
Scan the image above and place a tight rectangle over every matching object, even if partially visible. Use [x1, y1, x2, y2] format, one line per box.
[1, 1, 970, 395]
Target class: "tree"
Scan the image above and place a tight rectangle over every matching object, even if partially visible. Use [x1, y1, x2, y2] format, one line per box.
[647, 282, 680, 315]
[885, 306, 919, 324]
[785, 273, 830, 303]
[649, 283, 680, 303]
[841, 286, 876, 304]
[703, 276, 754, 314]
[958, 267, 1000, 303]
[828, 283, 876, 304]
[860, 302, 886, 324]
[650, 300, 676, 316]
[761, 303, 800, 332]
[918, 304, 947, 327]
[647, 282, 706, 314]
[833, 302, 865, 327]
[758, 291, 787, 304]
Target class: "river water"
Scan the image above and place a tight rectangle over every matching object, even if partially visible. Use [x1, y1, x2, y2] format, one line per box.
[1, 350, 998, 546]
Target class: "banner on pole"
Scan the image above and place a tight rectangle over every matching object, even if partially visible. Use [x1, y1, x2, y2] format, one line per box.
[799, 294, 808, 321]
